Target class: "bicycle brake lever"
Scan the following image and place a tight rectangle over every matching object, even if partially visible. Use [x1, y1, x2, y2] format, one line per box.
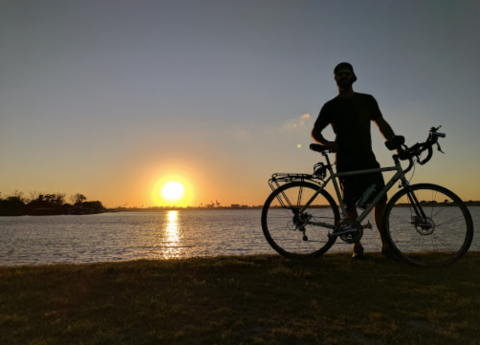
[437, 142, 445, 154]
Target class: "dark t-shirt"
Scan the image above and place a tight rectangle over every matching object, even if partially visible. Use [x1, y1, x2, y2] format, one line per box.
[313, 93, 382, 172]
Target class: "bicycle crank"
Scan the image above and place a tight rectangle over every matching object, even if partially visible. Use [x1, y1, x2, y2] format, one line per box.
[329, 219, 364, 244]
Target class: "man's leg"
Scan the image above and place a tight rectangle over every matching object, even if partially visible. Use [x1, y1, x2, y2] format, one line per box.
[374, 201, 400, 259]
[374, 201, 386, 245]
[347, 208, 362, 248]
[346, 208, 364, 258]
[340, 176, 364, 258]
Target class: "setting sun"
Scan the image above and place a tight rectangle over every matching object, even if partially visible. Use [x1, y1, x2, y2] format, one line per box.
[161, 181, 185, 201]
[153, 175, 193, 207]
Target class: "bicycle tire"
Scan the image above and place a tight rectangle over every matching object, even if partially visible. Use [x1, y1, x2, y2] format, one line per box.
[384, 183, 473, 267]
[261, 181, 339, 258]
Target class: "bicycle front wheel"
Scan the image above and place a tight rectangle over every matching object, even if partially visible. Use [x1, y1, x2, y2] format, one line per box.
[261, 181, 339, 258]
[384, 183, 473, 267]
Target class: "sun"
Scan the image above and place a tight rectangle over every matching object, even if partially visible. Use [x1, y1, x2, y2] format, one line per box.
[153, 175, 193, 207]
[161, 181, 185, 202]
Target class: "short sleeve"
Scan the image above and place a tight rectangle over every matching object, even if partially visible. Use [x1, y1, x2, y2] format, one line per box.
[313, 103, 333, 132]
[369, 95, 382, 121]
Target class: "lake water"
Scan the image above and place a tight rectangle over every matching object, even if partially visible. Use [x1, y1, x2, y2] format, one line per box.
[1, 208, 479, 266]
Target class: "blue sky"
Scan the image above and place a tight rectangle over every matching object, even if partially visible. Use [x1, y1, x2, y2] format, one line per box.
[1, 0, 479, 207]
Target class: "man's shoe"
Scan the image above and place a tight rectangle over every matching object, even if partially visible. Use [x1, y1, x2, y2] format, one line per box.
[352, 246, 365, 259]
[381, 247, 401, 261]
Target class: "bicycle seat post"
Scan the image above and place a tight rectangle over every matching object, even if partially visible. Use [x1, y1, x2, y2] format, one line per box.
[321, 151, 332, 166]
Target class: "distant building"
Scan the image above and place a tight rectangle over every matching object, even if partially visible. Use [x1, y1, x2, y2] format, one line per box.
[231, 204, 240, 208]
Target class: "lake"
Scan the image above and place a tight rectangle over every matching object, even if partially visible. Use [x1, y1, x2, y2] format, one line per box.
[1, 208, 479, 266]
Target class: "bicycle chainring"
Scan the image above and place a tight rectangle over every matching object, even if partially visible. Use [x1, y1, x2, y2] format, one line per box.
[336, 219, 363, 244]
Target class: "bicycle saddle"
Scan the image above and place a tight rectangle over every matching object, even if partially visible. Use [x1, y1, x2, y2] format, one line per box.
[309, 143, 331, 153]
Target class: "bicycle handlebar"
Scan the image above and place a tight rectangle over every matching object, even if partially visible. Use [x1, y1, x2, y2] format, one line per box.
[391, 126, 445, 173]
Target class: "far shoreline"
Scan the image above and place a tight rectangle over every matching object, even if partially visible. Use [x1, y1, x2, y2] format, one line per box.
[2, 203, 480, 216]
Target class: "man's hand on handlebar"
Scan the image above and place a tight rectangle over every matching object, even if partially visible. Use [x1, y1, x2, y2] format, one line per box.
[385, 127, 445, 171]
[385, 135, 405, 151]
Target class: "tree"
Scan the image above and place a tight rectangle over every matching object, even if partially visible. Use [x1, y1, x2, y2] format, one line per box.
[71, 193, 87, 204]
[82, 201, 106, 213]
[44, 193, 65, 206]
[0, 193, 26, 215]
[11, 190, 24, 201]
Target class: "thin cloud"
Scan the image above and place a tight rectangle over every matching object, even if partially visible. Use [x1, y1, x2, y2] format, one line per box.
[282, 113, 312, 131]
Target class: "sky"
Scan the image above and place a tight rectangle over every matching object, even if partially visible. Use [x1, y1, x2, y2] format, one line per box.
[1, 0, 479, 208]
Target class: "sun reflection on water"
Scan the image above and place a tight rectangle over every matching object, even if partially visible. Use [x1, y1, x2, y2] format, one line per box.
[163, 210, 182, 258]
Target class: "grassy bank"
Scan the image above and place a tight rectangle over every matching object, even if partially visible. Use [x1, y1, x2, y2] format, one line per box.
[1, 253, 480, 345]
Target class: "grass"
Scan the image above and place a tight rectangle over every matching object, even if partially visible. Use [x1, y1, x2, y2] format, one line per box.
[1, 252, 480, 345]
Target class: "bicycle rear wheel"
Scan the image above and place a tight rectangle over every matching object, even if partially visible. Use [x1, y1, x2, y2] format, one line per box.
[384, 183, 473, 267]
[261, 181, 339, 258]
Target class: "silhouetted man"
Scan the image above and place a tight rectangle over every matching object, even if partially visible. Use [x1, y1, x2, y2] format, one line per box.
[311, 62, 399, 259]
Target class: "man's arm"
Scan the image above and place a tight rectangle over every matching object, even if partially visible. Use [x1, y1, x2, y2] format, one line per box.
[311, 127, 329, 145]
[373, 116, 396, 141]
[311, 126, 338, 151]
[312, 104, 339, 151]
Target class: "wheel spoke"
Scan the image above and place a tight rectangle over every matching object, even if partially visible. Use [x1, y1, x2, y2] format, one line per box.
[432, 234, 457, 252]
[297, 184, 304, 209]
[435, 215, 466, 227]
[431, 190, 438, 218]
[439, 229, 467, 238]
[420, 236, 425, 252]
[432, 205, 449, 218]
[389, 225, 415, 236]
[430, 235, 439, 252]
[402, 233, 424, 251]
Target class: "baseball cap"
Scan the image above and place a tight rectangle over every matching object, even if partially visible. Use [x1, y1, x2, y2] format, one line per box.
[334, 62, 357, 82]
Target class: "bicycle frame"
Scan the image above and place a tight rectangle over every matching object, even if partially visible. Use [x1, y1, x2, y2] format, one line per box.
[298, 155, 410, 230]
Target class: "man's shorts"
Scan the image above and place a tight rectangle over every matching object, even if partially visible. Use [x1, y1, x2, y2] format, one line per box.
[339, 162, 387, 211]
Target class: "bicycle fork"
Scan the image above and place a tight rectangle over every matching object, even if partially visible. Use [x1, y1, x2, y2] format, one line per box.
[404, 185, 433, 231]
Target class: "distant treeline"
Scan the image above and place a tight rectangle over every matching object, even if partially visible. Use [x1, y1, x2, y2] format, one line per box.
[0, 191, 106, 216]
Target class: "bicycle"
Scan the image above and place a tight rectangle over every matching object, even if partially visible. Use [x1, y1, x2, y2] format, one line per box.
[261, 126, 474, 267]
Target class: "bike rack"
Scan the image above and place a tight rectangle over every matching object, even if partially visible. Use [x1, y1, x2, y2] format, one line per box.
[268, 161, 328, 192]
[268, 173, 322, 192]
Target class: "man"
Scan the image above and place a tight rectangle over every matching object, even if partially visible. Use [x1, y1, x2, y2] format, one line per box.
[311, 62, 399, 259]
